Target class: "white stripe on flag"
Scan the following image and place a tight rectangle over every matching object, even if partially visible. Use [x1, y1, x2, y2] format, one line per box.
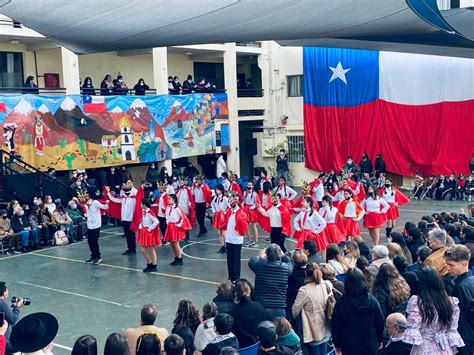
[91, 96, 105, 104]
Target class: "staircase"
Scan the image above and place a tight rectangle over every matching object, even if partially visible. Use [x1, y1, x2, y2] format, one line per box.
[0, 149, 71, 205]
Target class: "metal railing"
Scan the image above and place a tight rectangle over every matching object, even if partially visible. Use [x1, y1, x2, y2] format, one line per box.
[236, 42, 262, 48]
[0, 87, 67, 95]
[238, 109, 265, 116]
[237, 89, 264, 97]
[81, 88, 157, 96]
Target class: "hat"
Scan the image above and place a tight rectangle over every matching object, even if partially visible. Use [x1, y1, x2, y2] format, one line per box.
[10, 312, 59, 353]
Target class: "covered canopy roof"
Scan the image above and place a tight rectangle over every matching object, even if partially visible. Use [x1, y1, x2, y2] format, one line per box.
[1, 0, 473, 57]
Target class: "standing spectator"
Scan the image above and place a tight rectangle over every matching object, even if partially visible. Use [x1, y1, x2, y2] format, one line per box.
[343, 240, 361, 268]
[11, 206, 39, 252]
[107, 167, 122, 192]
[331, 268, 385, 355]
[292, 263, 332, 355]
[158, 167, 170, 183]
[407, 227, 426, 262]
[403, 267, 464, 354]
[461, 226, 474, 269]
[372, 263, 411, 318]
[145, 163, 159, 184]
[425, 229, 449, 276]
[326, 243, 349, 276]
[444, 245, 474, 354]
[224, 196, 248, 281]
[113, 74, 128, 95]
[353, 235, 372, 262]
[82, 77, 95, 95]
[0, 282, 24, 354]
[392, 255, 418, 295]
[201, 313, 239, 355]
[124, 304, 169, 355]
[257, 321, 293, 355]
[67, 200, 87, 241]
[380, 313, 412, 355]
[120, 166, 133, 184]
[367, 245, 392, 279]
[184, 162, 199, 179]
[341, 156, 358, 176]
[133, 78, 149, 95]
[212, 282, 235, 315]
[230, 279, 265, 348]
[100, 74, 114, 95]
[172, 76, 183, 94]
[357, 256, 376, 290]
[216, 155, 227, 178]
[0, 209, 19, 255]
[22, 75, 38, 94]
[168, 76, 176, 94]
[136, 333, 161, 355]
[182, 75, 195, 94]
[374, 154, 386, 178]
[286, 250, 308, 320]
[248, 244, 294, 320]
[171, 300, 201, 355]
[319, 263, 345, 297]
[359, 152, 373, 175]
[194, 302, 218, 352]
[276, 149, 289, 182]
[195, 77, 207, 92]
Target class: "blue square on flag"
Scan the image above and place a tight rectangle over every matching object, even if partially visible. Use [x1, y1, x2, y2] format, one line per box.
[303, 47, 379, 107]
[83, 95, 92, 104]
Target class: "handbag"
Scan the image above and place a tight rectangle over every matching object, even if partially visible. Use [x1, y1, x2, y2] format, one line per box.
[325, 282, 336, 322]
[53, 230, 69, 246]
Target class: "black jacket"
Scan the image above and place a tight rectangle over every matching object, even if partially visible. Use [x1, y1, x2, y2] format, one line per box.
[375, 158, 386, 173]
[374, 286, 408, 319]
[11, 214, 30, 233]
[172, 326, 195, 355]
[452, 271, 474, 353]
[358, 242, 373, 263]
[408, 238, 426, 263]
[276, 155, 289, 172]
[359, 158, 373, 175]
[257, 344, 293, 355]
[401, 271, 418, 295]
[202, 335, 239, 355]
[331, 292, 384, 355]
[106, 171, 122, 187]
[212, 295, 235, 315]
[379, 340, 412, 355]
[286, 265, 306, 313]
[230, 299, 264, 348]
[133, 83, 150, 96]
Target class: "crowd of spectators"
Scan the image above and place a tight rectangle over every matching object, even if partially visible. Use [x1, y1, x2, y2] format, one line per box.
[168, 75, 218, 95]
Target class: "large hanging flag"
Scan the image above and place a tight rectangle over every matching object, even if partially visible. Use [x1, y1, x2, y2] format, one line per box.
[303, 47, 474, 176]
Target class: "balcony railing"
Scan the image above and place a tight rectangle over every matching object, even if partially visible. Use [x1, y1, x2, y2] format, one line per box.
[237, 89, 264, 98]
[238, 109, 265, 116]
[0, 87, 67, 94]
[81, 88, 157, 96]
[236, 42, 262, 48]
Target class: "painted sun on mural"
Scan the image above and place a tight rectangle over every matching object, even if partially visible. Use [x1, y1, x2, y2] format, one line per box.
[0, 93, 229, 170]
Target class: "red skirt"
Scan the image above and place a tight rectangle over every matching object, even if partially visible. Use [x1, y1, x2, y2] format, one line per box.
[212, 210, 226, 230]
[245, 205, 259, 222]
[164, 222, 186, 242]
[385, 203, 400, 220]
[137, 227, 161, 247]
[294, 230, 328, 251]
[322, 223, 346, 244]
[281, 200, 293, 209]
[363, 212, 387, 229]
[343, 218, 360, 237]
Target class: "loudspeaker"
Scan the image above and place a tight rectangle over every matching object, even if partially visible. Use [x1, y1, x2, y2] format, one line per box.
[245, 138, 257, 155]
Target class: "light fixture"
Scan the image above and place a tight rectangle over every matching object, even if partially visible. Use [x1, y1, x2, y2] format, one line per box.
[9, 39, 19, 44]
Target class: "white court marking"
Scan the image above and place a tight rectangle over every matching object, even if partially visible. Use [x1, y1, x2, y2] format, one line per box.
[16, 281, 133, 308]
[53, 343, 73, 351]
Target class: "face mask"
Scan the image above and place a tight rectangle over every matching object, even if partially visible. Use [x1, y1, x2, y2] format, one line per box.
[95, 192, 100, 196]
[140, 82, 144, 86]
[48, 199, 52, 204]
[385, 184, 391, 188]
[118, 79, 123, 83]
[272, 201, 279, 206]
[449, 177, 454, 181]
[279, 153, 284, 157]
[76, 181, 82, 186]
[111, 168, 115, 172]
[164, 170, 167, 174]
[151, 165, 155, 169]
[469, 178, 472, 181]
[18, 211, 24, 216]
[247, 187, 252, 191]
[347, 160, 352, 164]
[345, 196, 351, 201]
[71, 204, 77, 209]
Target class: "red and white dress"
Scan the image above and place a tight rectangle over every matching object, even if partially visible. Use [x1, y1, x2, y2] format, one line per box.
[310, 179, 325, 204]
[177, 186, 195, 227]
[293, 208, 327, 249]
[291, 195, 317, 215]
[361, 197, 389, 228]
[242, 190, 260, 222]
[380, 187, 410, 220]
[257, 191, 272, 233]
[275, 185, 297, 208]
[164, 205, 192, 242]
[337, 199, 365, 237]
[137, 208, 161, 247]
[155, 192, 169, 219]
[211, 195, 230, 230]
[319, 205, 346, 244]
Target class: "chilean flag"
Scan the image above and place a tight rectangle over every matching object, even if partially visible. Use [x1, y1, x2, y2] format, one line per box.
[303, 47, 474, 176]
[83, 95, 107, 113]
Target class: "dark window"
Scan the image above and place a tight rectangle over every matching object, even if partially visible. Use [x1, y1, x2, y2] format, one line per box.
[0, 52, 24, 87]
[287, 75, 303, 97]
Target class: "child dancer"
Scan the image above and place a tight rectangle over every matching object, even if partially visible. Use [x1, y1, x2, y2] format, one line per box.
[337, 189, 364, 239]
[361, 185, 389, 246]
[137, 198, 161, 273]
[242, 181, 260, 247]
[164, 194, 191, 266]
[319, 195, 346, 244]
[211, 184, 230, 253]
[380, 178, 409, 238]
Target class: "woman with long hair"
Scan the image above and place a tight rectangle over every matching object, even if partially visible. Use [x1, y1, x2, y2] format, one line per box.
[356, 256, 375, 290]
[81, 76, 95, 95]
[403, 267, 464, 354]
[137, 198, 161, 273]
[104, 333, 129, 355]
[319, 195, 345, 244]
[274, 317, 301, 352]
[372, 263, 411, 318]
[361, 185, 389, 245]
[343, 240, 360, 268]
[164, 194, 191, 266]
[389, 231, 414, 264]
[388, 242, 405, 260]
[292, 263, 332, 355]
[293, 196, 327, 257]
[136, 333, 161, 355]
[211, 184, 230, 253]
[194, 302, 218, 352]
[72, 335, 98, 355]
[100, 74, 114, 95]
[331, 268, 385, 355]
[257, 181, 272, 233]
[172, 300, 201, 355]
[337, 189, 365, 239]
[326, 243, 349, 275]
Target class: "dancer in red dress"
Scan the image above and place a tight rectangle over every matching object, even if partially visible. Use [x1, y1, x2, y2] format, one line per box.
[291, 181, 316, 214]
[242, 181, 260, 247]
[380, 178, 410, 238]
[177, 178, 195, 242]
[137, 198, 161, 273]
[211, 184, 230, 254]
[164, 194, 191, 266]
[337, 189, 365, 239]
[228, 172, 243, 200]
[293, 196, 327, 257]
[257, 181, 272, 233]
[275, 176, 297, 209]
[154, 182, 169, 241]
[361, 186, 389, 246]
[319, 195, 346, 244]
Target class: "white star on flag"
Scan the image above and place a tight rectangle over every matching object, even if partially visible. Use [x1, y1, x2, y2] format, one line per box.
[329, 61, 351, 84]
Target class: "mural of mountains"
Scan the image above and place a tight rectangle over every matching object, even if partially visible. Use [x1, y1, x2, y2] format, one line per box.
[127, 98, 154, 132]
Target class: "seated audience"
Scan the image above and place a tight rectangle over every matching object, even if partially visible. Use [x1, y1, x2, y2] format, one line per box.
[136, 333, 161, 355]
[11, 205, 39, 252]
[303, 240, 324, 264]
[164, 334, 185, 355]
[273, 317, 300, 352]
[257, 321, 293, 354]
[425, 229, 449, 276]
[380, 313, 412, 355]
[53, 204, 75, 243]
[104, 332, 129, 355]
[171, 300, 201, 355]
[72, 335, 98, 355]
[194, 302, 218, 352]
[202, 313, 239, 355]
[213, 282, 235, 314]
[0, 209, 19, 255]
[67, 200, 88, 241]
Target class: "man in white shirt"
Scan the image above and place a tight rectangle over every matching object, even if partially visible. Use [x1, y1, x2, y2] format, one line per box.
[257, 194, 291, 253]
[83, 193, 109, 265]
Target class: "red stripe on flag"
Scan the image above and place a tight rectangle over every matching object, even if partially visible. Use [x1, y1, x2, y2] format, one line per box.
[84, 103, 107, 113]
[0, 103, 6, 113]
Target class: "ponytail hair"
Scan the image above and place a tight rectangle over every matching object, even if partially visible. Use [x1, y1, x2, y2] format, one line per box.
[305, 262, 323, 285]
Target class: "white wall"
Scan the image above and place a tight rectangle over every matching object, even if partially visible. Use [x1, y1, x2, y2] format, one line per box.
[167, 53, 194, 83]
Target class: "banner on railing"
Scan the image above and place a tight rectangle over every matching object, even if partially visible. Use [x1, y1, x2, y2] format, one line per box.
[0, 93, 229, 170]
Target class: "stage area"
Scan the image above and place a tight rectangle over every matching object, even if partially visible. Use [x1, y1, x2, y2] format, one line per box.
[0, 198, 467, 354]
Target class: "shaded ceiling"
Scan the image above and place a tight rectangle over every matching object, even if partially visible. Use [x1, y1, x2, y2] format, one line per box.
[0, 0, 473, 57]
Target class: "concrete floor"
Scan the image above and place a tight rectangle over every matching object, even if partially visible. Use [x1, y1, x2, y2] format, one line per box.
[0, 198, 468, 354]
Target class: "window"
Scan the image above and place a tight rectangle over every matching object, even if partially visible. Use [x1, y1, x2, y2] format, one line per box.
[287, 75, 303, 97]
[287, 136, 305, 163]
[0, 52, 23, 87]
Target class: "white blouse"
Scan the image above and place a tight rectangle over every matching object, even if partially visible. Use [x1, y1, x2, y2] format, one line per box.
[294, 209, 326, 233]
[177, 188, 191, 215]
[157, 195, 167, 217]
[381, 187, 397, 204]
[140, 208, 159, 231]
[361, 197, 389, 213]
[211, 195, 230, 213]
[165, 205, 183, 223]
[243, 190, 258, 207]
[341, 200, 365, 220]
[312, 183, 325, 202]
[318, 206, 338, 224]
[276, 185, 297, 200]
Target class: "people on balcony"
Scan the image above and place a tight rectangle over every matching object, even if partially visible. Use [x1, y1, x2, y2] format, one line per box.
[113, 74, 128, 95]
[133, 78, 150, 96]
[100, 74, 114, 96]
[182, 75, 195, 94]
[82, 77, 96, 96]
[22, 76, 39, 94]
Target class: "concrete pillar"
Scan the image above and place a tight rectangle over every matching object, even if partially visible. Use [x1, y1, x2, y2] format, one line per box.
[61, 47, 80, 94]
[223, 43, 240, 175]
[152, 47, 169, 95]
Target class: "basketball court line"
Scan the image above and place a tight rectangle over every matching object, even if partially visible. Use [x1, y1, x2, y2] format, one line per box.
[53, 343, 73, 351]
[16, 280, 134, 308]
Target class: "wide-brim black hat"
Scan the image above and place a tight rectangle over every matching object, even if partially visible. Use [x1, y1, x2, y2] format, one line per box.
[10, 312, 59, 353]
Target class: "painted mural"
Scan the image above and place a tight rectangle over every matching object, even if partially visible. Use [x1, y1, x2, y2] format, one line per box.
[0, 93, 228, 170]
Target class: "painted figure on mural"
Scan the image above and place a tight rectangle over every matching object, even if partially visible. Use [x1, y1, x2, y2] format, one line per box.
[3, 122, 17, 154]
[34, 115, 47, 155]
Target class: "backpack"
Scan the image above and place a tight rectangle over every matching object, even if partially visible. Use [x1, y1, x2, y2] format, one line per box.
[53, 230, 69, 246]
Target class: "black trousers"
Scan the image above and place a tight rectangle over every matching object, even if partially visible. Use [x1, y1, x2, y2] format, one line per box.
[158, 217, 167, 238]
[195, 202, 207, 233]
[122, 221, 136, 251]
[270, 227, 287, 253]
[87, 227, 101, 259]
[226, 242, 242, 282]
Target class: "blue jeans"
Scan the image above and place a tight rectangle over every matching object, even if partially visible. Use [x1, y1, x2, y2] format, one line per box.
[65, 224, 74, 241]
[306, 342, 327, 355]
[264, 308, 286, 321]
[19, 229, 39, 247]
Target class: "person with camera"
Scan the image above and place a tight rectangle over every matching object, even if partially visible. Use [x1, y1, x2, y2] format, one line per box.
[0, 282, 24, 354]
